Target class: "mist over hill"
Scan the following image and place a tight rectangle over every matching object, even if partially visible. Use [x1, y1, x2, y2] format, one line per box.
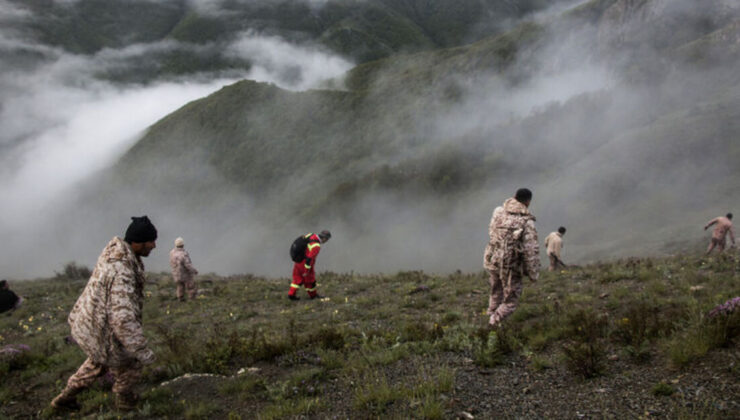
[2, 0, 740, 277]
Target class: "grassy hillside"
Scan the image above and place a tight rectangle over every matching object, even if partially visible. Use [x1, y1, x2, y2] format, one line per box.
[7, 0, 565, 79]
[1, 252, 738, 418]
[56, 0, 739, 276]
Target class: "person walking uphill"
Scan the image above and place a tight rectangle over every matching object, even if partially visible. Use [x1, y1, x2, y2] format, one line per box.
[705, 213, 736, 254]
[51, 216, 158, 412]
[545, 227, 567, 271]
[289, 230, 331, 301]
[170, 237, 198, 301]
[483, 189, 540, 327]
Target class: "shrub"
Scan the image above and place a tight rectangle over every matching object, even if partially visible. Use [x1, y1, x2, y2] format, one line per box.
[307, 326, 346, 350]
[613, 300, 657, 346]
[56, 262, 92, 280]
[401, 321, 444, 343]
[668, 310, 740, 368]
[651, 382, 675, 396]
[529, 355, 553, 372]
[353, 372, 399, 413]
[184, 401, 220, 419]
[561, 309, 607, 378]
[472, 326, 516, 368]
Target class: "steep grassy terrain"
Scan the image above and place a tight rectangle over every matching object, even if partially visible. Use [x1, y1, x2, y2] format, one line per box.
[1, 251, 738, 418]
[79, 0, 740, 268]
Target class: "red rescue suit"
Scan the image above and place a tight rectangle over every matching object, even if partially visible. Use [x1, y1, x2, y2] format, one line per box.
[289, 233, 322, 298]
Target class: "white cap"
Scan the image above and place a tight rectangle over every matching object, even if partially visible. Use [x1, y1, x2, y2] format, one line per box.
[174, 237, 184, 247]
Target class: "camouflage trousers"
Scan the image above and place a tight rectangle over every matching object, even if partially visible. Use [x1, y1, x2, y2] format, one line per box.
[58, 357, 141, 397]
[176, 280, 197, 300]
[487, 269, 523, 327]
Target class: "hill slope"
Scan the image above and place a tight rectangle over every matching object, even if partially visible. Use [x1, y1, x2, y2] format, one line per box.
[55, 0, 740, 276]
[1, 252, 738, 418]
[5, 0, 567, 80]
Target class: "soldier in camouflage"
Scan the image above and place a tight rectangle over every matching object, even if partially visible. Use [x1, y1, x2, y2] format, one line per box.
[51, 216, 158, 412]
[704, 213, 736, 254]
[169, 237, 198, 301]
[483, 189, 540, 327]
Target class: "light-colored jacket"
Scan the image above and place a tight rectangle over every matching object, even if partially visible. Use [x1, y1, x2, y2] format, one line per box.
[68, 237, 154, 367]
[483, 198, 540, 281]
[545, 232, 563, 258]
[169, 247, 198, 283]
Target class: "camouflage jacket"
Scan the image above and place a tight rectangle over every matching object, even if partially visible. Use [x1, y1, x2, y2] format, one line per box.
[483, 198, 540, 280]
[68, 237, 154, 367]
[169, 247, 197, 283]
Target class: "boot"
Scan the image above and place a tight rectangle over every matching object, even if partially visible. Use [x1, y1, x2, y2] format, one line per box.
[288, 295, 299, 301]
[50, 389, 80, 411]
[115, 392, 139, 411]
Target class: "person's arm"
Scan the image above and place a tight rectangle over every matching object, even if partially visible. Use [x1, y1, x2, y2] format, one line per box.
[109, 263, 154, 364]
[730, 226, 736, 246]
[522, 219, 540, 282]
[13, 294, 23, 310]
[705, 218, 718, 230]
[304, 242, 321, 271]
[184, 252, 198, 275]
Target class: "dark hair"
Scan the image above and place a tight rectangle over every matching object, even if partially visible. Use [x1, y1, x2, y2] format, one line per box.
[558, 226, 566, 234]
[515, 188, 532, 203]
[0, 280, 7, 289]
[727, 213, 733, 220]
[319, 230, 332, 241]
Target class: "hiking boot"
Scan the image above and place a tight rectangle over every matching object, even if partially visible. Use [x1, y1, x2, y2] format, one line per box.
[309, 294, 324, 300]
[288, 295, 299, 301]
[50, 393, 80, 411]
[115, 392, 139, 411]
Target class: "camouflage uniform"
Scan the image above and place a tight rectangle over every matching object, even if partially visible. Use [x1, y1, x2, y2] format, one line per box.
[705, 216, 736, 253]
[483, 198, 540, 327]
[169, 247, 198, 300]
[52, 237, 154, 410]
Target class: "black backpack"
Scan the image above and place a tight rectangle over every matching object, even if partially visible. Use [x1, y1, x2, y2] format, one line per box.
[290, 234, 312, 263]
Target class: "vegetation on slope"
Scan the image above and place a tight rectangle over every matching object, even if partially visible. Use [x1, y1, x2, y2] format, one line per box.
[8, 0, 568, 74]
[1, 252, 738, 418]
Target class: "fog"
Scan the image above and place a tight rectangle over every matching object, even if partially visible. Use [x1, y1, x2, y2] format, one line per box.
[315, 0, 740, 275]
[0, 1, 353, 277]
[2, 0, 739, 279]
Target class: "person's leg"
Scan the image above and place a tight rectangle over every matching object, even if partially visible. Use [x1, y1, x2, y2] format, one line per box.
[707, 238, 718, 254]
[186, 279, 197, 299]
[176, 281, 185, 301]
[717, 238, 726, 253]
[489, 273, 523, 326]
[289, 263, 304, 299]
[51, 358, 104, 409]
[487, 270, 504, 326]
[548, 254, 557, 271]
[110, 363, 142, 411]
[305, 270, 318, 298]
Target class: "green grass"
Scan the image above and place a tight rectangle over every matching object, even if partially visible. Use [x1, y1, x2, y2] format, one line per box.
[1, 253, 739, 417]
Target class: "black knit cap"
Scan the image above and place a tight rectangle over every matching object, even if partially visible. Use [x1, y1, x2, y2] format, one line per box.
[124, 216, 158, 243]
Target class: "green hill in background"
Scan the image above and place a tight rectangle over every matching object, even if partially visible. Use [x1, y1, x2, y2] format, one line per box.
[7, 0, 568, 82]
[33, 0, 740, 275]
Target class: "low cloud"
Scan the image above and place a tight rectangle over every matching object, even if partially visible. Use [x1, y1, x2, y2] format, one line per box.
[226, 32, 354, 91]
[0, 11, 354, 277]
